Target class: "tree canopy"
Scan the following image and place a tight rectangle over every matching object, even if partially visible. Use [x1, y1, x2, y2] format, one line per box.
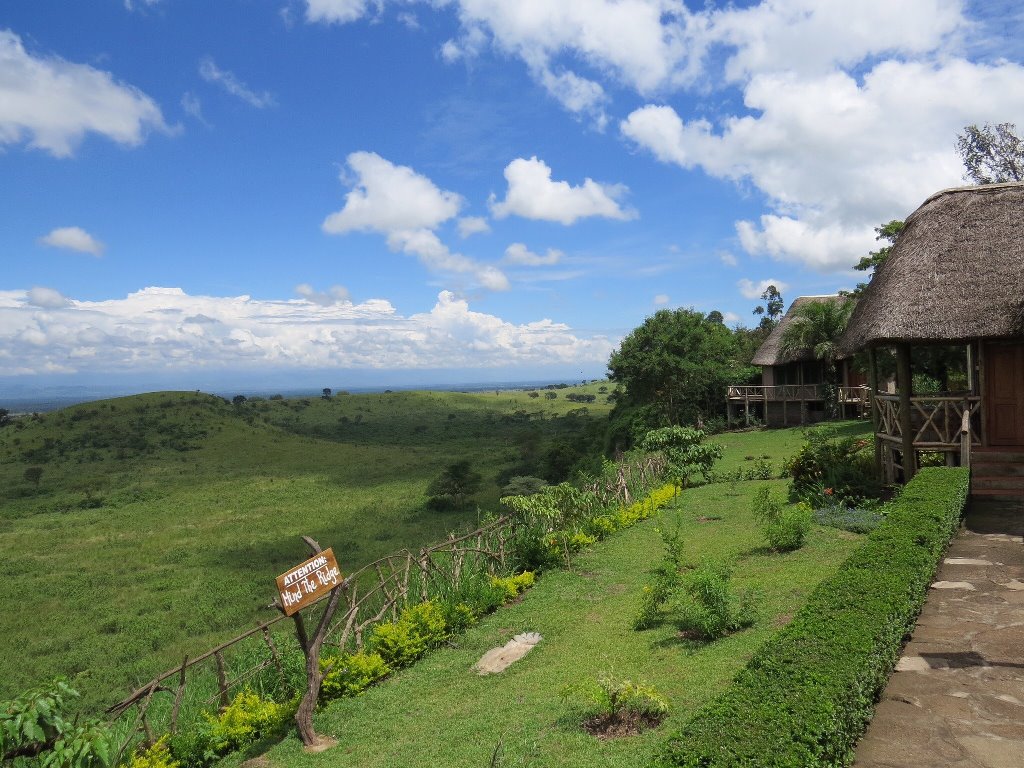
[957, 122, 1023, 184]
[607, 308, 753, 445]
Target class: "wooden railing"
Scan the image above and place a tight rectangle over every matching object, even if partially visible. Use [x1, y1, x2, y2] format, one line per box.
[726, 384, 870, 403]
[874, 393, 981, 482]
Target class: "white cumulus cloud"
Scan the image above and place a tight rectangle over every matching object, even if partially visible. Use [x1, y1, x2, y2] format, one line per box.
[295, 283, 351, 305]
[653, 293, 670, 306]
[304, 0, 372, 24]
[0, 30, 169, 157]
[457, 216, 490, 238]
[503, 243, 563, 266]
[39, 226, 105, 256]
[489, 157, 635, 225]
[322, 152, 507, 290]
[0, 286, 612, 374]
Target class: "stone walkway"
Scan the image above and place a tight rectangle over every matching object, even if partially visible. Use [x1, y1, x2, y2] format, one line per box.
[854, 501, 1024, 768]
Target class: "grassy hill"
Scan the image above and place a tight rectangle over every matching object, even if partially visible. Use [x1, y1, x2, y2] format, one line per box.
[0, 383, 612, 711]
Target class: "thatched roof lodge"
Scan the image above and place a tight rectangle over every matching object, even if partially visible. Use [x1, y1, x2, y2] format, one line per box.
[841, 182, 1024, 352]
[752, 295, 846, 367]
[839, 181, 1024, 486]
[728, 295, 867, 428]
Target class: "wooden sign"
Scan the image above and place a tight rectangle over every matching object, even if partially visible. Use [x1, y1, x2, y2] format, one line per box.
[275, 548, 342, 616]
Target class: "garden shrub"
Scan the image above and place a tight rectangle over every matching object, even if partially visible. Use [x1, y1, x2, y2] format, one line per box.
[785, 425, 880, 506]
[564, 672, 670, 722]
[753, 486, 812, 551]
[656, 467, 969, 768]
[319, 651, 390, 702]
[674, 560, 758, 641]
[130, 736, 179, 768]
[369, 600, 450, 668]
[489, 571, 536, 602]
[205, 690, 285, 754]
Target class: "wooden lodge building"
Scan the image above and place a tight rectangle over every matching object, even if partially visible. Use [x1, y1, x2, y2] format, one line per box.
[727, 296, 869, 427]
[839, 182, 1024, 493]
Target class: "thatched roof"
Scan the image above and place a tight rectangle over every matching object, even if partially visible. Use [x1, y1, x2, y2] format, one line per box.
[751, 295, 845, 366]
[840, 182, 1024, 354]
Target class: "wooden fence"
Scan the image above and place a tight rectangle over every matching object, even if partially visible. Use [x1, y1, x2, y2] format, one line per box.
[104, 453, 668, 755]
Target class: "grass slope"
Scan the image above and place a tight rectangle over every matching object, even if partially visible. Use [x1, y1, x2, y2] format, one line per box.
[243, 478, 863, 768]
[0, 385, 610, 711]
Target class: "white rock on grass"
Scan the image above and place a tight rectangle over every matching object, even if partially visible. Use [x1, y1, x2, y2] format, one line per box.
[475, 632, 542, 675]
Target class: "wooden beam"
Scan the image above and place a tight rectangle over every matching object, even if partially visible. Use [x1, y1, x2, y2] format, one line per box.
[868, 346, 882, 478]
[896, 344, 915, 481]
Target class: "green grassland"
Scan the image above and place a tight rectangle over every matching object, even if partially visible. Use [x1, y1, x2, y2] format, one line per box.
[0, 383, 611, 711]
[240, 479, 864, 768]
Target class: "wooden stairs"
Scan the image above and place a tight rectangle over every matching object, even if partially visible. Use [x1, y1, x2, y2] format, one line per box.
[970, 448, 1024, 502]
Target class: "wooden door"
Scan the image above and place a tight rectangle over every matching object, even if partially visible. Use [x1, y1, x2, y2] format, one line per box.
[985, 343, 1024, 446]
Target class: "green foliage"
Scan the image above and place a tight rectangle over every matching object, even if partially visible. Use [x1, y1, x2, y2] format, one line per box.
[23, 466, 43, 487]
[753, 486, 812, 552]
[657, 467, 970, 768]
[319, 652, 390, 702]
[564, 672, 669, 721]
[607, 308, 753, 441]
[369, 600, 449, 669]
[785, 424, 880, 506]
[204, 690, 285, 754]
[426, 460, 483, 509]
[813, 505, 884, 534]
[498, 476, 547, 497]
[0, 679, 111, 768]
[632, 525, 687, 630]
[129, 736, 178, 768]
[640, 426, 722, 487]
[489, 571, 535, 602]
[751, 284, 784, 332]
[956, 122, 1023, 184]
[674, 560, 758, 641]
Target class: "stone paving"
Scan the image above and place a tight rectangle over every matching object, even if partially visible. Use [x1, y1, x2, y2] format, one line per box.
[854, 501, 1024, 768]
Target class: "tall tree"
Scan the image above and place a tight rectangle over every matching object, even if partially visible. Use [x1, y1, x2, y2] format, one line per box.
[751, 284, 784, 331]
[844, 220, 904, 299]
[956, 122, 1023, 184]
[779, 299, 854, 416]
[607, 308, 753, 445]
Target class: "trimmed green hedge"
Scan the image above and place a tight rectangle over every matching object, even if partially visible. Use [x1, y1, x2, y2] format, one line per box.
[657, 467, 970, 768]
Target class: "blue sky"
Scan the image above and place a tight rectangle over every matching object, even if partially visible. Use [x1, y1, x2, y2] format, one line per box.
[2, 0, 1023, 390]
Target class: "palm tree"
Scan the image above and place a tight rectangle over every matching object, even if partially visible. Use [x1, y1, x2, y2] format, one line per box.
[779, 299, 854, 417]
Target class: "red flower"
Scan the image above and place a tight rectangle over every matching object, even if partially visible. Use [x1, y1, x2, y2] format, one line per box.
[824, 488, 834, 495]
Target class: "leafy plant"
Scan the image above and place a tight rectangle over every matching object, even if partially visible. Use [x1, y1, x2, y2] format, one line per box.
[563, 672, 669, 722]
[319, 651, 390, 702]
[785, 425, 880, 506]
[489, 571, 536, 602]
[369, 600, 448, 669]
[205, 689, 286, 754]
[0, 679, 111, 768]
[639, 427, 722, 488]
[753, 486, 812, 552]
[129, 736, 179, 768]
[633, 525, 687, 630]
[674, 560, 758, 641]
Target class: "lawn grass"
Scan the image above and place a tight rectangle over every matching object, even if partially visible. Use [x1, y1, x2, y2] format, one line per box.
[240, 479, 863, 768]
[0, 385, 610, 711]
[709, 420, 872, 477]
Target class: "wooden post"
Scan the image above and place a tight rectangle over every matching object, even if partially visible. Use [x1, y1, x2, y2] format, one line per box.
[744, 392, 750, 427]
[277, 535, 345, 749]
[868, 347, 882, 478]
[896, 344, 915, 481]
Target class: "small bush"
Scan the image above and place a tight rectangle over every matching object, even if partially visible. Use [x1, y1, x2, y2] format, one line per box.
[319, 651, 390, 702]
[369, 600, 449, 669]
[785, 425, 880, 505]
[130, 736, 179, 768]
[753, 486, 812, 552]
[489, 571, 535, 602]
[674, 560, 757, 641]
[566, 672, 670, 720]
[205, 690, 285, 754]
